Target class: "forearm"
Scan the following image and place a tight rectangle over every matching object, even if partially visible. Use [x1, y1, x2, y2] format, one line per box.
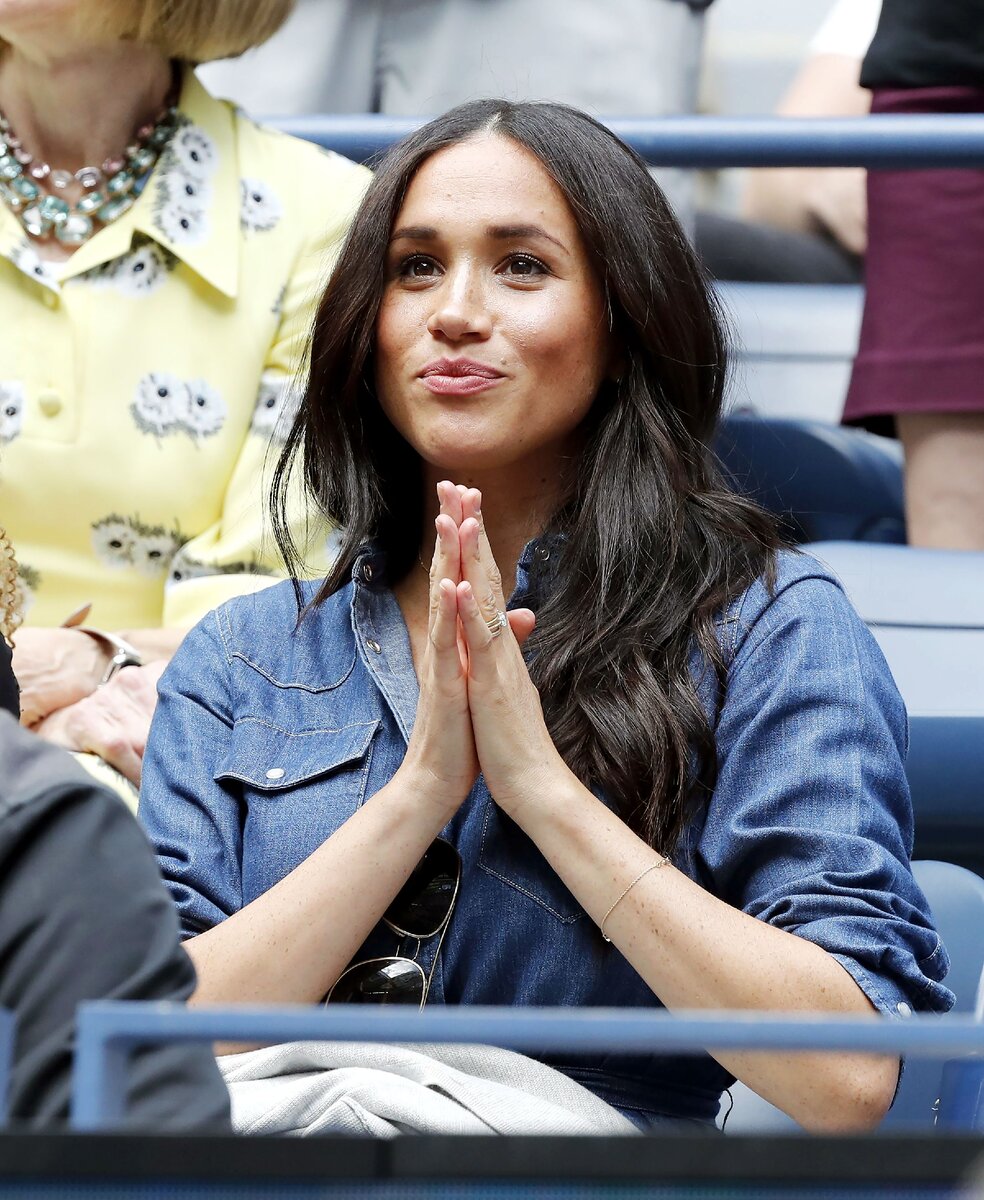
[186, 769, 457, 1008]
[741, 166, 823, 234]
[510, 765, 897, 1130]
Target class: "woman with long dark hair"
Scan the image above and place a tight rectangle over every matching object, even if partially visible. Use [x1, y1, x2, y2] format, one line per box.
[140, 100, 951, 1131]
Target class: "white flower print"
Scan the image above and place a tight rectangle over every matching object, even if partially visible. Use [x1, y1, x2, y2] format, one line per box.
[180, 379, 227, 438]
[10, 241, 58, 290]
[325, 527, 345, 562]
[131, 372, 185, 436]
[0, 381, 25, 443]
[161, 169, 212, 212]
[108, 243, 174, 296]
[250, 376, 299, 440]
[91, 516, 138, 569]
[240, 178, 283, 233]
[132, 527, 183, 577]
[157, 197, 208, 245]
[14, 563, 40, 619]
[169, 126, 217, 181]
[167, 547, 213, 587]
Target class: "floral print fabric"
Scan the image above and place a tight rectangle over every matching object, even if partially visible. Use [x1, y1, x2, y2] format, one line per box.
[0, 71, 370, 630]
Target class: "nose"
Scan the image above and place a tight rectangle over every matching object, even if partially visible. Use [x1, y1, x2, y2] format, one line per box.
[426, 264, 492, 342]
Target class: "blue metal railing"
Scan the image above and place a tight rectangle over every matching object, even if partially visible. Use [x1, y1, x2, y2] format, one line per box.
[273, 113, 984, 169]
[71, 1002, 984, 1131]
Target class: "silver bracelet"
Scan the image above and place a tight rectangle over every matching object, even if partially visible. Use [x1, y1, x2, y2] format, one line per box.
[599, 859, 668, 942]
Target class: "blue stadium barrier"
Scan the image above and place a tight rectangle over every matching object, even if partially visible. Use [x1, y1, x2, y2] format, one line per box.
[0, 1009, 12, 1128]
[71, 1003, 984, 1132]
[273, 113, 984, 168]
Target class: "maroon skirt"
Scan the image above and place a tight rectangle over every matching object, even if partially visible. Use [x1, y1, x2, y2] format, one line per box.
[843, 86, 984, 435]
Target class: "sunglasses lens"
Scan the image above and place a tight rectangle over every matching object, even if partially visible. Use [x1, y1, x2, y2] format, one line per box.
[386, 838, 460, 938]
[327, 958, 425, 1005]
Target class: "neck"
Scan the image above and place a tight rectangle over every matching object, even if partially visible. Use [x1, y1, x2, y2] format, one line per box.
[0, 41, 173, 173]
[420, 456, 568, 596]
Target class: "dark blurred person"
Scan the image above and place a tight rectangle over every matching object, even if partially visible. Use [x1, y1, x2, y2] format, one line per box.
[0, 527, 229, 1128]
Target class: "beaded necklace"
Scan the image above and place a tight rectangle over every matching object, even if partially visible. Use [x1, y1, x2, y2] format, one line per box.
[0, 74, 180, 249]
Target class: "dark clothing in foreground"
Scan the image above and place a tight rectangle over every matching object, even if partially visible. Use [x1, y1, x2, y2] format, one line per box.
[0, 712, 230, 1128]
[0, 636, 17, 719]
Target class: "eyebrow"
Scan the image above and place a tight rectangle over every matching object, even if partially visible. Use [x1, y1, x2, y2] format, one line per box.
[389, 223, 569, 253]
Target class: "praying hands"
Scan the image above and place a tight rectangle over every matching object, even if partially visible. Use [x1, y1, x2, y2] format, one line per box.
[406, 480, 562, 818]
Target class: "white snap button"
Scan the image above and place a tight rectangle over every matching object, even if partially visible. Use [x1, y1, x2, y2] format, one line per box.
[897, 1002, 912, 1017]
[367, 639, 382, 654]
[265, 768, 285, 780]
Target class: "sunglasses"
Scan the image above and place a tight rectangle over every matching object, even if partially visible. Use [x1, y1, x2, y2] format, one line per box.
[325, 838, 461, 1008]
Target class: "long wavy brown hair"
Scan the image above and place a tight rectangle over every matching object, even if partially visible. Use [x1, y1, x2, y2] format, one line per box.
[272, 100, 782, 854]
[0, 528, 21, 648]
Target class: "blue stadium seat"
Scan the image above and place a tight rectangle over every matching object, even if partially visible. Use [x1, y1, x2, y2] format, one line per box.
[805, 542, 984, 871]
[715, 415, 905, 544]
[724, 860, 984, 1133]
[715, 282, 863, 424]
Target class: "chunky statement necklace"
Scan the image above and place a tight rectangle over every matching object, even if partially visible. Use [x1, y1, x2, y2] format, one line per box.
[0, 79, 180, 248]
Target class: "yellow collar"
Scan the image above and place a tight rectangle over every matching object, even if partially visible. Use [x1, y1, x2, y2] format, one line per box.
[0, 70, 241, 299]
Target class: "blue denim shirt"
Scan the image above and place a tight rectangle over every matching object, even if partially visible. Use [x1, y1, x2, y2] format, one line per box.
[140, 544, 953, 1126]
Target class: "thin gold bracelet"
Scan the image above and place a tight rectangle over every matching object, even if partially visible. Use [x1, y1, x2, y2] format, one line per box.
[599, 859, 668, 942]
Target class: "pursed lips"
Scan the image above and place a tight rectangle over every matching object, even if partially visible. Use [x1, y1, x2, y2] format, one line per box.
[418, 357, 506, 396]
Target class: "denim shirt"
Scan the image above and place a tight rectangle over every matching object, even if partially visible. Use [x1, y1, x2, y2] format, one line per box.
[140, 544, 953, 1126]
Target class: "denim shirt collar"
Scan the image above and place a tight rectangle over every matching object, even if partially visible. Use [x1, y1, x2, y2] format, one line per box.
[348, 534, 562, 744]
[350, 533, 563, 609]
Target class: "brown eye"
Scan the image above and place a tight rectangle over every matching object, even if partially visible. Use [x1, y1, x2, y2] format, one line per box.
[398, 255, 439, 279]
[503, 254, 548, 277]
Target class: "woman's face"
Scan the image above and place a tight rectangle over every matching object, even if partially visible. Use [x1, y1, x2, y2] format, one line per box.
[375, 133, 613, 477]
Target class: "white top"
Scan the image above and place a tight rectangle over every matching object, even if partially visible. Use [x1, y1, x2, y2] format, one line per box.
[810, 0, 882, 61]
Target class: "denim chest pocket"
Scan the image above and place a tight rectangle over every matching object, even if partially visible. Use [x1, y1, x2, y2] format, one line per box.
[215, 717, 380, 794]
[216, 717, 379, 902]
[478, 799, 585, 924]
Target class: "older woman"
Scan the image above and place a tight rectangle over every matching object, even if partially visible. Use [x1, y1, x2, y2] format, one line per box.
[141, 100, 951, 1131]
[0, 0, 369, 788]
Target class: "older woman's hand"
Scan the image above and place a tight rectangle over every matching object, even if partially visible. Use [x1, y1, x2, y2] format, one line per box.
[12, 627, 107, 727]
[31, 661, 167, 784]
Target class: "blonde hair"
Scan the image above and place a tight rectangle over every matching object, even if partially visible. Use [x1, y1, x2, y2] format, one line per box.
[68, 0, 295, 63]
[0, 528, 21, 647]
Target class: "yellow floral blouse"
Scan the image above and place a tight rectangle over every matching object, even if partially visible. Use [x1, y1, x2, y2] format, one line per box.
[0, 70, 370, 632]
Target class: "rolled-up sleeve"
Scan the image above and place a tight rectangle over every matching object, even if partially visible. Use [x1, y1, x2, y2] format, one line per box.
[139, 610, 242, 939]
[698, 569, 953, 1017]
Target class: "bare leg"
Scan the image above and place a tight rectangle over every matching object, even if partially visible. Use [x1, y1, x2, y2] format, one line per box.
[897, 413, 984, 550]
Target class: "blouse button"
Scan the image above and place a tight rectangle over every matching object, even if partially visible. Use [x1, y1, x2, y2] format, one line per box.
[361, 562, 374, 583]
[366, 639, 382, 654]
[265, 768, 286, 781]
[38, 390, 63, 417]
[896, 1002, 912, 1018]
[534, 545, 550, 562]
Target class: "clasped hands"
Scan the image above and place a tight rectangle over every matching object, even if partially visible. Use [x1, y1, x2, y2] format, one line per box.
[14, 627, 164, 784]
[402, 481, 562, 816]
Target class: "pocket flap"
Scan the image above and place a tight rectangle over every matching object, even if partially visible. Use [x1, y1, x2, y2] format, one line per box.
[216, 718, 379, 791]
